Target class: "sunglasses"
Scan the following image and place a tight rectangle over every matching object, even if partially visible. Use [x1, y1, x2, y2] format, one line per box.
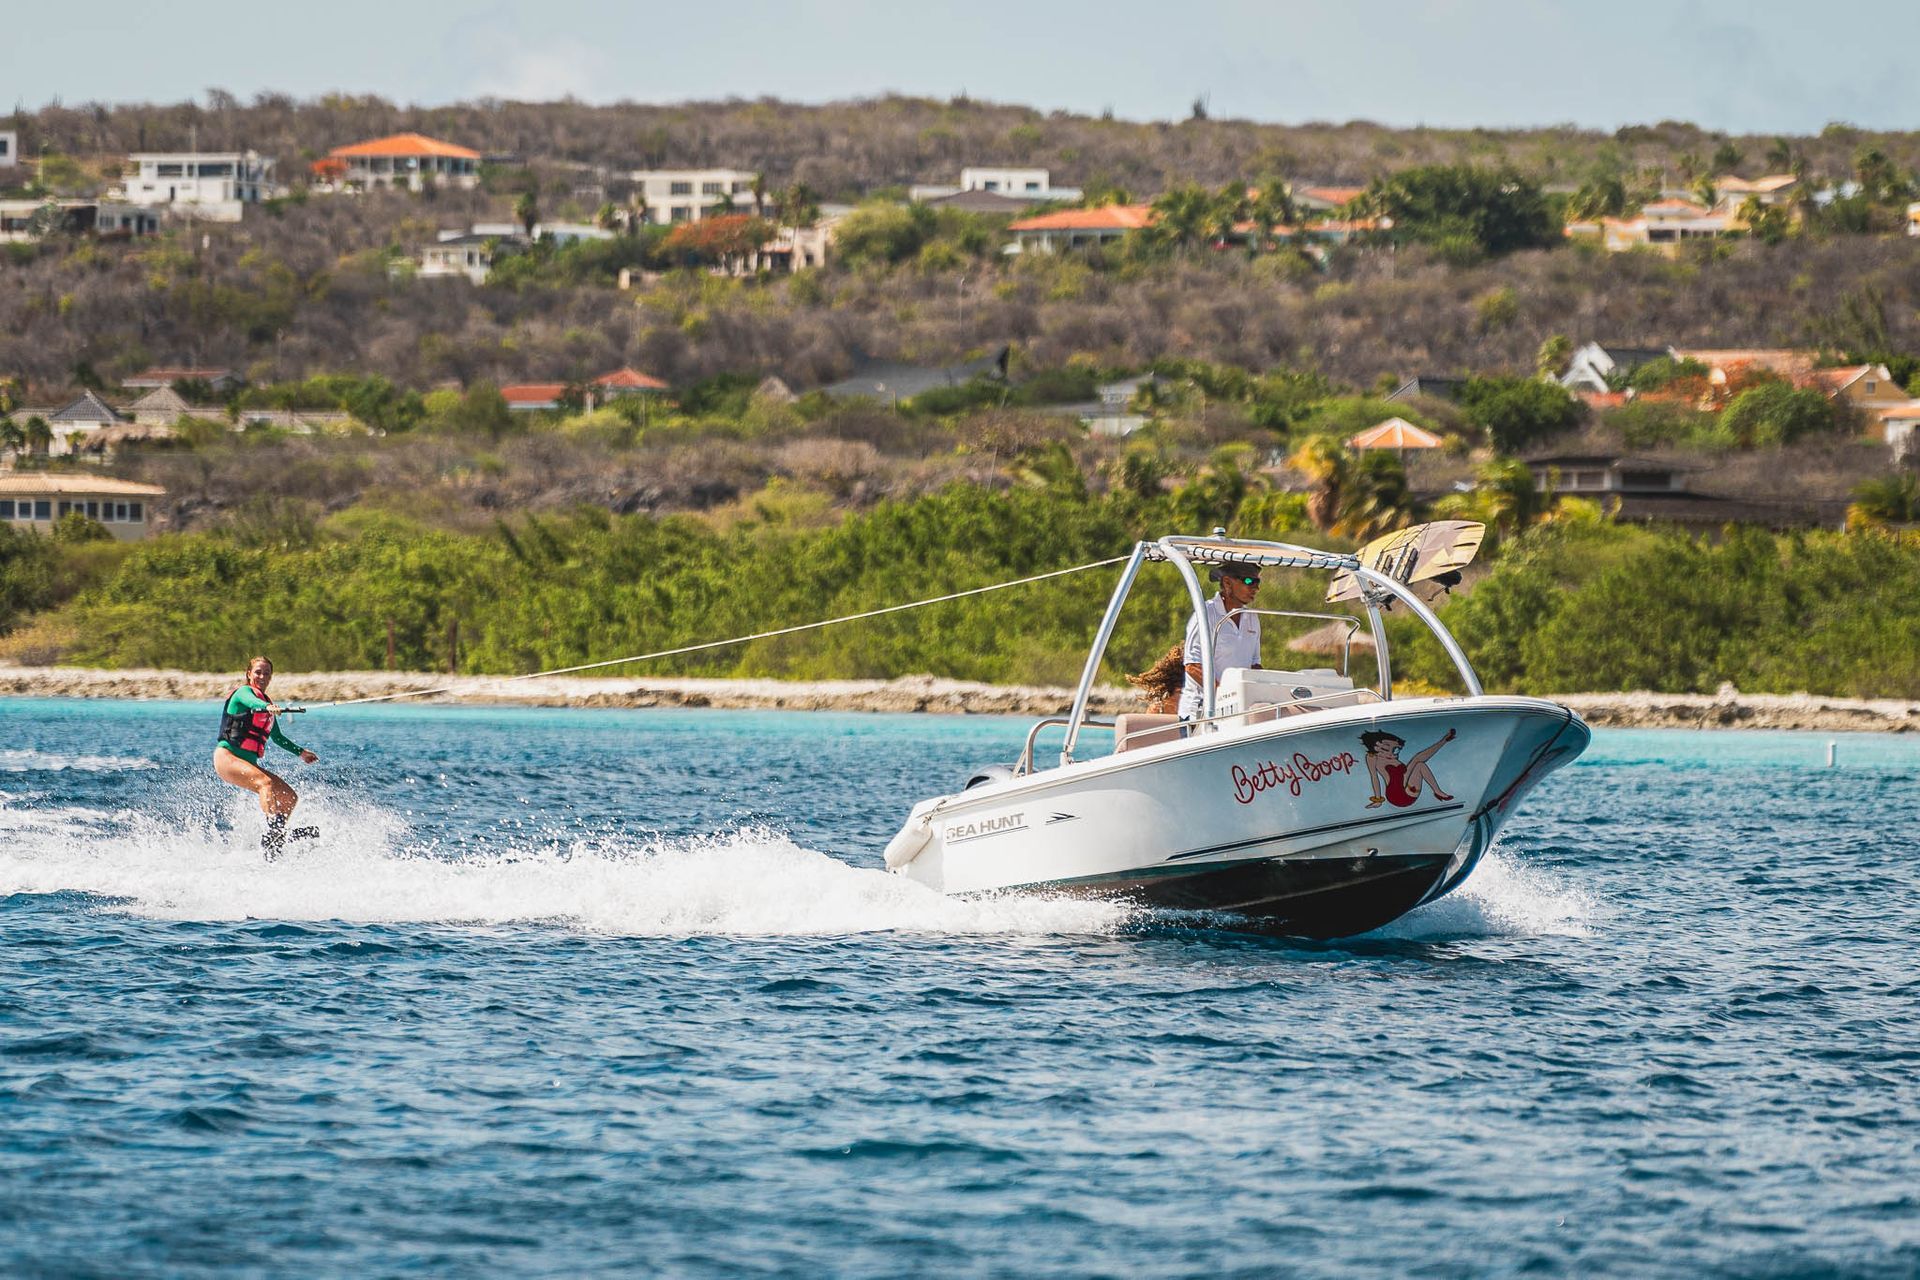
[1234, 575, 1260, 587]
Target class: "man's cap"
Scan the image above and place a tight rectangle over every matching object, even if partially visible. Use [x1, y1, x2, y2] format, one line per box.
[1210, 559, 1262, 581]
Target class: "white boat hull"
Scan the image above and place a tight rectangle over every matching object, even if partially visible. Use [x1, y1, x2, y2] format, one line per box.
[888, 697, 1589, 938]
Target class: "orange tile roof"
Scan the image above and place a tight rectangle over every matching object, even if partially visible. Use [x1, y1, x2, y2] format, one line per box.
[1674, 349, 1818, 383]
[1008, 204, 1154, 232]
[500, 383, 569, 404]
[1347, 417, 1442, 450]
[329, 133, 481, 161]
[1810, 365, 1872, 392]
[592, 367, 668, 390]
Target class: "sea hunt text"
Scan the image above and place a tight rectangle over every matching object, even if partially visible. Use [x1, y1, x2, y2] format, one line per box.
[945, 814, 1028, 842]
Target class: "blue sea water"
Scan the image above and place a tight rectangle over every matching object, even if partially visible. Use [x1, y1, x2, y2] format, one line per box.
[1, 698, 1917, 1278]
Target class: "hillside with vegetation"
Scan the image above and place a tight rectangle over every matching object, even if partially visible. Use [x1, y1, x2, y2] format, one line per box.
[4, 95, 1920, 696]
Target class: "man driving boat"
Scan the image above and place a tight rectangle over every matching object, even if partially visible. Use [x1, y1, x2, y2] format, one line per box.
[1179, 560, 1262, 721]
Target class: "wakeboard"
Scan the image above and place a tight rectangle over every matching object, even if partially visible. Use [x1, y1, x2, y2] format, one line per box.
[1327, 520, 1485, 605]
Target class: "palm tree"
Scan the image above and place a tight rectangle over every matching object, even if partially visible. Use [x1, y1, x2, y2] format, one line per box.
[0, 417, 21, 463]
[1249, 178, 1299, 234]
[1846, 473, 1920, 530]
[1567, 174, 1627, 220]
[513, 191, 540, 238]
[1287, 435, 1350, 533]
[1147, 184, 1214, 253]
[1205, 182, 1250, 246]
[1340, 452, 1417, 540]
[1764, 137, 1795, 174]
[22, 415, 51, 457]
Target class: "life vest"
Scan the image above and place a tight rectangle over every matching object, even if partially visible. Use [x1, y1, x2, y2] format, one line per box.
[218, 688, 274, 755]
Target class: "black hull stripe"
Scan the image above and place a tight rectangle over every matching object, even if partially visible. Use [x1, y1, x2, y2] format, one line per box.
[1163, 802, 1465, 863]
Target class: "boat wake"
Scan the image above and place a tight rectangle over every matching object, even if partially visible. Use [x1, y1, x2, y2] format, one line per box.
[1376, 850, 1599, 940]
[0, 792, 1136, 938]
[0, 782, 1592, 942]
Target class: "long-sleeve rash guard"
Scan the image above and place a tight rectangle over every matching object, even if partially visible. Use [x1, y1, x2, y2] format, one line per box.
[217, 685, 305, 765]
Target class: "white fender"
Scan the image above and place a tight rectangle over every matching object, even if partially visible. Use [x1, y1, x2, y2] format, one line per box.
[883, 799, 942, 870]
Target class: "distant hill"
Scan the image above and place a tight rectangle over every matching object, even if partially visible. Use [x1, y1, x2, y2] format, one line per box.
[13, 93, 1920, 200]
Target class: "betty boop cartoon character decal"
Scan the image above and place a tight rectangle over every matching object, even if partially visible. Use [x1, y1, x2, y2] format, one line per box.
[1360, 728, 1456, 808]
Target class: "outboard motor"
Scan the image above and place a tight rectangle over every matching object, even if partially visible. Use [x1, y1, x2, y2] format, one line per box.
[964, 764, 1017, 790]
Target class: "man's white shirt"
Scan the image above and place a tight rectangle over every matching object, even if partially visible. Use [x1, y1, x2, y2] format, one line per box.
[1179, 594, 1261, 719]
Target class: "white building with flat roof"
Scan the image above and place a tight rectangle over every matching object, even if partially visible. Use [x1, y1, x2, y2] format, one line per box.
[0, 475, 165, 540]
[627, 169, 758, 224]
[910, 166, 1082, 204]
[121, 151, 275, 222]
[0, 131, 17, 169]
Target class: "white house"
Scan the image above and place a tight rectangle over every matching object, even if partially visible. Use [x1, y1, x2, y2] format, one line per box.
[0, 475, 165, 540]
[627, 169, 758, 225]
[470, 221, 614, 244]
[1558, 343, 1671, 393]
[0, 130, 16, 169]
[318, 134, 481, 192]
[910, 166, 1083, 203]
[0, 199, 160, 242]
[418, 231, 518, 284]
[42, 390, 127, 456]
[120, 152, 274, 221]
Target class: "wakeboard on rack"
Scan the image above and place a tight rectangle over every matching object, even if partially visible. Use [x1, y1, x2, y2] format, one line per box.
[1326, 520, 1485, 606]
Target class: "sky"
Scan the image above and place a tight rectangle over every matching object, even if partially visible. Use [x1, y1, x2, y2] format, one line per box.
[5, 0, 1917, 135]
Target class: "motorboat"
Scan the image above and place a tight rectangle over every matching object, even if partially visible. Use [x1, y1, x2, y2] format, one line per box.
[883, 526, 1590, 938]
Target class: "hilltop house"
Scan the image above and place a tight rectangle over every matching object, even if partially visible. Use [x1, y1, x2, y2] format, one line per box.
[910, 167, 1083, 204]
[123, 365, 244, 393]
[1525, 453, 1830, 528]
[1292, 185, 1366, 213]
[0, 130, 17, 169]
[1558, 343, 1671, 394]
[626, 169, 758, 225]
[0, 199, 161, 242]
[500, 383, 570, 412]
[822, 347, 1011, 403]
[1808, 363, 1907, 410]
[417, 231, 526, 284]
[1385, 376, 1467, 404]
[119, 151, 275, 221]
[316, 134, 481, 192]
[0, 475, 166, 540]
[1006, 205, 1153, 253]
[1875, 402, 1920, 461]
[1715, 174, 1801, 206]
[588, 368, 668, 405]
[40, 391, 126, 456]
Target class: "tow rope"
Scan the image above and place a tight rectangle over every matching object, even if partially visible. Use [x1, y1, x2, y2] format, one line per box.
[295, 554, 1130, 711]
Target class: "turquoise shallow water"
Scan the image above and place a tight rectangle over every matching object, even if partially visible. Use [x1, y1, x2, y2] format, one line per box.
[2, 699, 1918, 1278]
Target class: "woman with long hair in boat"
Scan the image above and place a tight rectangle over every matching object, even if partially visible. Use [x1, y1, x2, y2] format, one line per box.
[213, 656, 319, 857]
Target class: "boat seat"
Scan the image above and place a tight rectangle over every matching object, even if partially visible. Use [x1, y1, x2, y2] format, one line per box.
[1113, 713, 1182, 752]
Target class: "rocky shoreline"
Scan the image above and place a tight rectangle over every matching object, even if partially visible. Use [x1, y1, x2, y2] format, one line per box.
[0, 665, 1915, 733]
